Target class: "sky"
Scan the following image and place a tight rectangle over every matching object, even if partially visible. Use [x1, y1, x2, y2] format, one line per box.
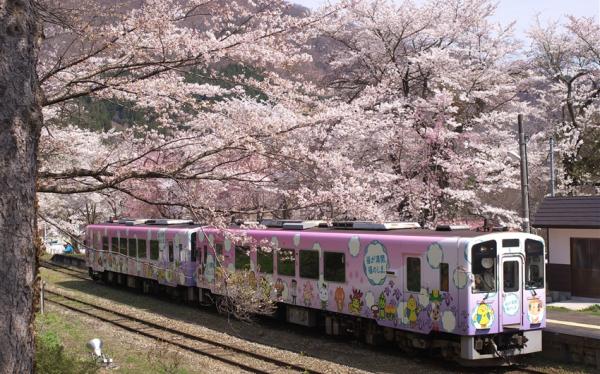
[295, 0, 600, 40]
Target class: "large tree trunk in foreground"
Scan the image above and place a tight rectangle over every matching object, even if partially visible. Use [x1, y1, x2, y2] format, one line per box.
[0, 1, 43, 372]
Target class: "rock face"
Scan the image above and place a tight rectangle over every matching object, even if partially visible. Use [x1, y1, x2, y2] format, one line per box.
[0, 1, 43, 372]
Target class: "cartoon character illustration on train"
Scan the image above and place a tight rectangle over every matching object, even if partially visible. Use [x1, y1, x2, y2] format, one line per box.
[85, 219, 546, 364]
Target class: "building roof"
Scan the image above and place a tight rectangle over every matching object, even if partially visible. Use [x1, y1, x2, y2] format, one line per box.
[532, 196, 600, 229]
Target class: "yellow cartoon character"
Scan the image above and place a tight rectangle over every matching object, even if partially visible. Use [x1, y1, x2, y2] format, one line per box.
[472, 302, 494, 329]
[404, 295, 418, 327]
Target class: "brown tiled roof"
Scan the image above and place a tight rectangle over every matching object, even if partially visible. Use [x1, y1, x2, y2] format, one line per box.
[532, 196, 600, 229]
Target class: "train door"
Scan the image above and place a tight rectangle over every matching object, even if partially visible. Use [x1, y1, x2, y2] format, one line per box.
[500, 255, 523, 328]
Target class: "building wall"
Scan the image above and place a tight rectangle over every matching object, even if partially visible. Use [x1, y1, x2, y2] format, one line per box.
[548, 228, 600, 264]
[547, 228, 600, 297]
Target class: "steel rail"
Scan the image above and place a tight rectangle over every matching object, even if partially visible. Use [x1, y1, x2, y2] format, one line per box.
[44, 289, 322, 374]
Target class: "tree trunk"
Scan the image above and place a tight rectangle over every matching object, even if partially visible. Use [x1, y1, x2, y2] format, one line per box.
[0, 1, 43, 373]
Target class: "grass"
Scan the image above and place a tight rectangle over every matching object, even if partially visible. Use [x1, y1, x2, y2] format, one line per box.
[36, 323, 99, 374]
[36, 309, 192, 373]
[547, 306, 570, 312]
[547, 304, 600, 316]
[40, 265, 598, 374]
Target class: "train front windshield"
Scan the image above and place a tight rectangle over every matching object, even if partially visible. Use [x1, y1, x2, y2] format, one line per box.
[525, 239, 545, 289]
[471, 240, 497, 293]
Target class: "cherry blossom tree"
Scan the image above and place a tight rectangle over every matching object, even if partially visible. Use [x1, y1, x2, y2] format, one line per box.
[36, 0, 377, 224]
[0, 0, 43, 371]
[527, 16, 600, 194]
[304, 0, 533, 226]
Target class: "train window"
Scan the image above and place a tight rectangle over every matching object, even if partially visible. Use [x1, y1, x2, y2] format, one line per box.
[150, 240, 160, 260]
[525, 239, 544, 289]
[235, 246, 251, 270]
[191, 233, 197, 262]
[257, 247, 273, 273]
[102, 237, 109, 252]
[440, 263, 449, 292]
[215, 243, 223, 259]
[128, 238, 137, 257]
[502, 239, 519, 248]
[111, 237, 118, 252]
[503, 261, 519, 292]
[168, 241, 174, 262]
[299, 250, 319, 279]
[120, 238, 127, 255]
[472, 240, 497, 293]
[138, 240, 147, 259]
[277, 249, 296, 276]
[406, 257, 421, 292]
[324, 252, 345, 282]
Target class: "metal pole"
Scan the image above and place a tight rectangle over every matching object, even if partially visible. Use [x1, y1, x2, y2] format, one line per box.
[40, 281, 45, 314]
[549, 138, 555, 197]
[518, 114, 531, 233]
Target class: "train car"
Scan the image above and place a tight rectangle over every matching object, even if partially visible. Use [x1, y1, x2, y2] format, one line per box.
[85, 219, 546, 364]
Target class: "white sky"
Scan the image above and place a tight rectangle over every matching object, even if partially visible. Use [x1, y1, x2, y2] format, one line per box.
[295, 0, 600, 40]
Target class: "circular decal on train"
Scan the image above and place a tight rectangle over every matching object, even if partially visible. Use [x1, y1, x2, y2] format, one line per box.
[365, 291, 375, 308]
[503, 293, 520, 316]
[348, 236, 360, 257]
[363, 240, 389, 285]
[442, 310, 456, 332]
[453, 266, 469, 289]
[471, 302, 495, 329]
[426, 243, 444, 269]
[418, 288, 430, 307]
[204, 254, 215, 282]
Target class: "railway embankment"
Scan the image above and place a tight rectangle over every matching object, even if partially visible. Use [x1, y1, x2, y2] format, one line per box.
[49, 253, 87, 269]
[543, 309, 600, 369]
[44, 255, 598, 373]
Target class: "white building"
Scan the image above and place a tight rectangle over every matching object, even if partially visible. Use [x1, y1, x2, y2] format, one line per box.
[532, 196, 600, 300]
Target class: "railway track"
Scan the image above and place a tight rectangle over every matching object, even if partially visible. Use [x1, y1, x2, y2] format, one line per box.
[40, 260, 90, 280]
[40, 261, 554, 373]
[44, 289, 324, 374]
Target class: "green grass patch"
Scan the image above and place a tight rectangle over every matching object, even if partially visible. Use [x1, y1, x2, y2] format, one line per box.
[547, 306, 570, 312]
[547, 304, 600, 316]
[36, 308, 194, 373]
[36, 320, 99, 374]
[580, 304, 600, 315]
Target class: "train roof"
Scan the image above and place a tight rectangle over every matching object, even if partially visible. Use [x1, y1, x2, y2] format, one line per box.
[89, 222, 500, 238]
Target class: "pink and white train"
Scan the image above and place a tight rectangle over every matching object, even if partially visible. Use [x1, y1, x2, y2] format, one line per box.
[85, 219, 546, 364]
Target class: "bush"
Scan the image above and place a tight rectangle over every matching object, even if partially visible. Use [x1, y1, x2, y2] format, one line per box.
[582, 304, 600, 314]
[36, 331, 99, 374]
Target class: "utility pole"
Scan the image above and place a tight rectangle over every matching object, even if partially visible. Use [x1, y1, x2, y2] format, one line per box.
[549, 138, 555, 197]
[518, 114, 531, 233]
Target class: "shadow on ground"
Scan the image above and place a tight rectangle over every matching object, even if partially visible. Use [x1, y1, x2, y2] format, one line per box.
[54, 279, 595, 374]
